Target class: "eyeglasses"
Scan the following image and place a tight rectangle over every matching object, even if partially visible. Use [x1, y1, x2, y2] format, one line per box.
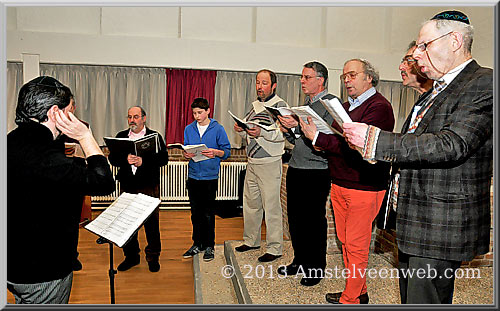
[415, 31, 453, 52]
[340, 71, 363, 81]
[401, 56, 417, 66]
[301, 74, 318, 81]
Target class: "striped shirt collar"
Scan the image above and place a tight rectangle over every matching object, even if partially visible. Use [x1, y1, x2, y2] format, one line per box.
[348, 87, 376, 111]
[306, 89, 327, 105]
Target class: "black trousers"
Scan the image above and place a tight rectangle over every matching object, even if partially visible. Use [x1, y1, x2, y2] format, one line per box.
[398, 249, 461, 304]
[121, 184, 161, 262]
[187, 178, 218, 249]
[286, 167, 331, 273]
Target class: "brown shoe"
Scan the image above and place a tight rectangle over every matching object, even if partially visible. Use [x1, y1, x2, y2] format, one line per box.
[325, 292, 369, 304]
[257, 253, 282, 262]
[235, 244, 260, 252]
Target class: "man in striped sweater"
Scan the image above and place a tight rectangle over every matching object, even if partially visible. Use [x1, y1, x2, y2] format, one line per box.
[234, 69, 289, 263]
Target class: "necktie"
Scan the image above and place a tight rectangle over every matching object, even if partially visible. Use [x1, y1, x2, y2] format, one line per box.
[390, 80, 447, 211]
[407, 80, 447, 133]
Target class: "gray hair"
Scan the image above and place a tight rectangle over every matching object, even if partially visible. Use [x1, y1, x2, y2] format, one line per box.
[303, 61, 328, 87]
[344, 58, 380, 87]
[424, 19, 474, 54]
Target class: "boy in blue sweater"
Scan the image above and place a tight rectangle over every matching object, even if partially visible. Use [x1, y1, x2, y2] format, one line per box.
[182, 98, 231, 261]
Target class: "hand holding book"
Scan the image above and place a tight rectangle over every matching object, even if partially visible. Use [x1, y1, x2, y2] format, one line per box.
[298, 116, 318, 141]
[167, 143, 210, 162]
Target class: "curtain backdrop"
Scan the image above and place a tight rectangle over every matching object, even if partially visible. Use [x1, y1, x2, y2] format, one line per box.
[165, 68, 217, 145]
[7, 62, 24, 133]
[341, 80, 419, 132]
[37, 64, 166, 145]
[213, 71, 302, 148]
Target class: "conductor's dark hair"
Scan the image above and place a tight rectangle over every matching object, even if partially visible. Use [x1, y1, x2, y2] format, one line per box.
[15, 76, 73, 125]
[303, 61, 328, 86]
[191, 97, 210, 110]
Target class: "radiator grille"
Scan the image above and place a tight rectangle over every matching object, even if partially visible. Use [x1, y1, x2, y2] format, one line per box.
[92, 161, 246, 203]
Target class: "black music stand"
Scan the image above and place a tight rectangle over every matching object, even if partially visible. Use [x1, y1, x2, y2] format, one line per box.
[96, 237, 117, 304]
[85, 192, 161, 304]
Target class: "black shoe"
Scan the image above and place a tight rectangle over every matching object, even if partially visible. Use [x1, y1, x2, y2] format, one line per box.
[325, 292, 369, 304]
[183, 245, 202, 258]
[148, 261, 160, 272]
[117, 256, 140, 272]
[203, 247, 215, 262]
[235, 244, 260, 252]
[300, 276, 323, 286]
[277, 263, 300, 276]
[73, 259, 82, 271]
[258, 253, 282, 262]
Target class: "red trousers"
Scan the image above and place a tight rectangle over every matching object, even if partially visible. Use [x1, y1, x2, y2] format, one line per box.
[330, 184, 385, 304]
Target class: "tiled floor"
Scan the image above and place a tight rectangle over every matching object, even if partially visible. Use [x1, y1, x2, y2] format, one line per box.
[198, 240, 494, 305]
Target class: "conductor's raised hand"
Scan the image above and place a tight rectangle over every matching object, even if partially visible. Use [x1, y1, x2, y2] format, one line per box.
[299, 116, 317, 141]
[278, 115, 298, 129]
[55, 110, 91, 141]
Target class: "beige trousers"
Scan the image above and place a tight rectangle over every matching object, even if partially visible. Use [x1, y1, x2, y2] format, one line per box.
[242, 159, 283, 255]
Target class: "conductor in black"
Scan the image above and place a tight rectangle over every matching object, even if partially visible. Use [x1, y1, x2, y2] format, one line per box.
[108, 106, 169, 272]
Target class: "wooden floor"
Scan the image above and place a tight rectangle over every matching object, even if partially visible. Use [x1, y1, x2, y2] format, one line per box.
[6, 209, 257, 305]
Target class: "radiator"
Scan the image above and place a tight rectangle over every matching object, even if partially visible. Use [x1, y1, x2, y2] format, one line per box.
[92, 161, 247, 203]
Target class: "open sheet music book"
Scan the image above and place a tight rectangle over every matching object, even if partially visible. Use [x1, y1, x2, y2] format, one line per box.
[167, 143, 210, 162]
[228, 110, 274, 131]
[291, 106, 337, 135]
[266, 105, 336, 135]
[264, 106, 296, 119]
[319, 98, 352, 134]
[84, 192, 161, 248]
[104, 133, 159, 158]
[319, 98, 365, 157]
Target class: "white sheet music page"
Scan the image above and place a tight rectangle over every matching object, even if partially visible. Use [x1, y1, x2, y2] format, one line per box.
[291, 106, 336, 135]
[85, 192, 161, 247]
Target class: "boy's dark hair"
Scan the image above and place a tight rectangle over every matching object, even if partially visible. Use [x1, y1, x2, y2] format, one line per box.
[15, 76, 73, 124]
[191, 97, 210, 110]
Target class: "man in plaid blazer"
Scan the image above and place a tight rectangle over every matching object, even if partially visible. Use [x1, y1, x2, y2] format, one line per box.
[343, 10, 492, 304]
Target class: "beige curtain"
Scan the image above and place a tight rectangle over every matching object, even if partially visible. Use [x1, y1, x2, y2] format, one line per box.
[38, 64, 167, 145]
[7, 62, 24, 133]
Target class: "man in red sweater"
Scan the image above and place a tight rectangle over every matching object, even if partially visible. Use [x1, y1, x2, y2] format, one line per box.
[300, 58, 394, 304]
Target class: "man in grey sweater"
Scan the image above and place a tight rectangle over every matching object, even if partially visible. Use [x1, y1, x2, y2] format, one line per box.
[277, 61, 341, 286]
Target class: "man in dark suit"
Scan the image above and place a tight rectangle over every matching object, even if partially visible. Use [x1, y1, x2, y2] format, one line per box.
[344, 10, 492, 304]
[108, 106, 169, 273]
[7, 76, 115, 303]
